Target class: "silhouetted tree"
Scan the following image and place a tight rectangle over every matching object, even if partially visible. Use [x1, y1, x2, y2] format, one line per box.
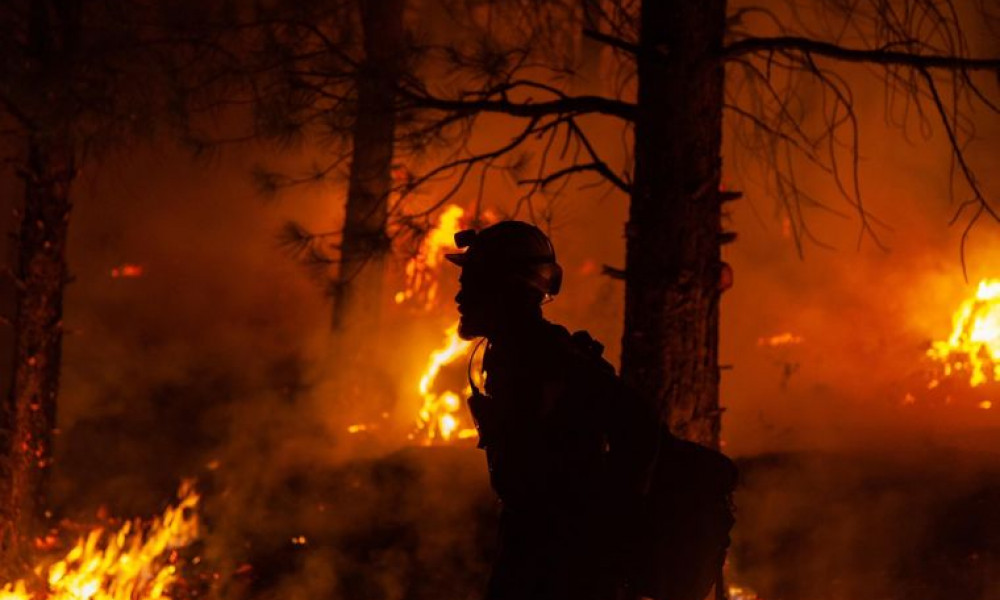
[191, 0, 414, 335]
[0, 0, 170, 564]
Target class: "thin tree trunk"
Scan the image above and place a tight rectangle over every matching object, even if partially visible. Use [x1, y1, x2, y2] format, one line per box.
[578, 0, 603, 82]
[620, 0, 728, 449]
[331, 0, 405, 333]
[0, 137, 74, 562]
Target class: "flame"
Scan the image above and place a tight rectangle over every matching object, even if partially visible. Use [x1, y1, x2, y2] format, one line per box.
[411, 322, 478, 443]
[728, 585, 763, 600]
[1, 482, 200, 600]
[396, 205, 466, 310]
[756, 332, 803, 347]
[927, 279, 1000, 387]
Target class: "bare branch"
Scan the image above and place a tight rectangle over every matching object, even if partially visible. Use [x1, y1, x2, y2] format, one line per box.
[518, 162, 630, 194]
[581, 28, 642, 57]
[724, 36, 1000, 71]
[397, 83, 636, 122]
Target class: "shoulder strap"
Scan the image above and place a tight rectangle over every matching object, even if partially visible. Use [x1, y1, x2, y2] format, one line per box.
[466, 337, 488, 397]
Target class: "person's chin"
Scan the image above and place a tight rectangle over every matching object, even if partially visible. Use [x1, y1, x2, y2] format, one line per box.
[458, 316, 485, 340]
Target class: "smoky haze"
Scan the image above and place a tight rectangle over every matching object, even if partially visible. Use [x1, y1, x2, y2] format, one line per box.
[0, 1, 995, 598]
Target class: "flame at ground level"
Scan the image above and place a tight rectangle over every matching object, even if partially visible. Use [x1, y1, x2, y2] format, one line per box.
[411, 322, 478, 444]
[928, 278, 1000, 388]
[1, 482, 199, 600]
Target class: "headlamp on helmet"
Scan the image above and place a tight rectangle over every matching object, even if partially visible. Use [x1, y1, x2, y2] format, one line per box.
[446, 221, 563, 297]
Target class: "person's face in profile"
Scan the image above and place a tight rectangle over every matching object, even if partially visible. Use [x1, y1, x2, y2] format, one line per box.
[455, 266, 499, 340]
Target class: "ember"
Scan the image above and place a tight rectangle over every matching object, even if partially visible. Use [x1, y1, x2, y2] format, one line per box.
[109, 264, 144, 279]
[0, 482, 199, 600]
[756, 332, 803, 347]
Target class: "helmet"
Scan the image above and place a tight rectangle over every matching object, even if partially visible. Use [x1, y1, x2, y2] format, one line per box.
[445, 221, 563, 296]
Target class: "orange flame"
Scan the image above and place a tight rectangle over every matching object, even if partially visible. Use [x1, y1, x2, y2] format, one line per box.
[410, 322, 478, 443]
[927, 279, 1000, 388]
[395, 205, 466, 310]
[1, 481, 200, 600]
[756, 332, 803, 348]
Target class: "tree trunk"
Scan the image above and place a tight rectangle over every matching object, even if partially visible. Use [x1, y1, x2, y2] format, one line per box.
[0, 137, 74, 562]
[331, 0, 405, 333]
[0, 0, 80, 565]
[577, 0, 603, 84]
[620, 0, 728, 449]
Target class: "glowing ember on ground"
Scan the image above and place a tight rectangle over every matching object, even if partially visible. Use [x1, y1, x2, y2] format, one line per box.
[1, 481, 199, 600]
[395, 205, 466, 310]
[110, 264, 144, 279]
[410, 322, 478, 444]
[927, 279, 1000, 387]
[756, 332, 803, 347]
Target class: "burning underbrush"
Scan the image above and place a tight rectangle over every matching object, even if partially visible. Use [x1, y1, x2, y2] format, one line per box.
[1, 483, 201, 600]
[905, 278, 1000, 411]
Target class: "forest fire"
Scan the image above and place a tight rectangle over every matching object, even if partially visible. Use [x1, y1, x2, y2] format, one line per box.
[927, 278, 1000, 389]
[0, 0, 996, 599]
[393, 204, 478, 443]
[0, 482, 199, 600]
[349, 204, 478, 443]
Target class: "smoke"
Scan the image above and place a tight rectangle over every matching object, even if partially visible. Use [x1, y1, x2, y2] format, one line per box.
[732, 448, 1000, 600]
[0, 1, 993, 598]
[24, 132, 499, 599]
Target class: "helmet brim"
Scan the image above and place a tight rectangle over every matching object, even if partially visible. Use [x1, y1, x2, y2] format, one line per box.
[445, 252, 468, 266]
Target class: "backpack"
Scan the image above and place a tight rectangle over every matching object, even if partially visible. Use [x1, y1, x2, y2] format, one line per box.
[633, 430, 738, 600]
[567, 331, 738, 600]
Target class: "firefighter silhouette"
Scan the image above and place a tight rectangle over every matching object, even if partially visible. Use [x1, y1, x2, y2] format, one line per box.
[447, 221, 737, 600]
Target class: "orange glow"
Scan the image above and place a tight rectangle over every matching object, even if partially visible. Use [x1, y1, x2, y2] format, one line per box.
[396, 205, 466, 310]
[1, 481, 199, 600]
[728, 585, 763, 600]
[411, 322, 477, 444]
[927, 279, 1000, 387]
[110, 264, 144, 279]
